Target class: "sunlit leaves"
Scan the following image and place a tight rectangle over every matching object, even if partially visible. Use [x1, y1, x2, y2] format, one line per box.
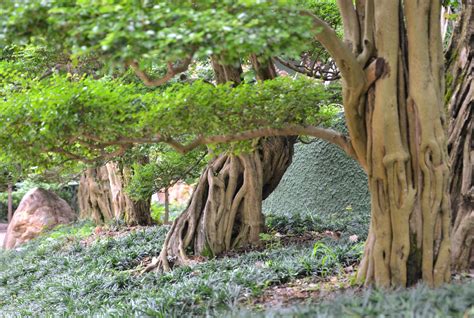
[1, 0, 315, 65]
[0, 75, 339, 166]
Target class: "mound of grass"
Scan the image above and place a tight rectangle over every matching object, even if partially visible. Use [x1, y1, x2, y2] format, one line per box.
[265, 207, 369, 239]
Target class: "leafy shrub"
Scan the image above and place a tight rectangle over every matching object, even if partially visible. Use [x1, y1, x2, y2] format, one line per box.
[265, 208, 369, 239]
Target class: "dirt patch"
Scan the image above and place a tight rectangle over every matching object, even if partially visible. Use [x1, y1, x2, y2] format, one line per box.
[242, 273, 362, 310]
[80, 225, 148, 247]
[219, 231, 340, 259]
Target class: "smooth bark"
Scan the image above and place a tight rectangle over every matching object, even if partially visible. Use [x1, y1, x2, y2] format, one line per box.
[309, 1, 451, 287]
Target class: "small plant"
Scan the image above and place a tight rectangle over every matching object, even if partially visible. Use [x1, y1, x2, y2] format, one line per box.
[259, 232, 281, 249]
[150, 203, 165, 224]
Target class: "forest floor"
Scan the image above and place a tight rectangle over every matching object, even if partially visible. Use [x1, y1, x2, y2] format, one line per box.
[0, 211, 472, 317]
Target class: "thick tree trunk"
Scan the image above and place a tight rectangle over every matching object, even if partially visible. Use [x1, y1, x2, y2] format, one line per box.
[106, 162, 152, 226]
[331, 1, 451, 287]
[154, 136, 295, 270]
[78, 162, 152, 226]
[78, 166, 115, 224]
[446, 1, 473, 272]
[151, 58, 295, 271]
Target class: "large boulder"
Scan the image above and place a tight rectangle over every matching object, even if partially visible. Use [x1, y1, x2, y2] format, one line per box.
[3, 188, 76, 249]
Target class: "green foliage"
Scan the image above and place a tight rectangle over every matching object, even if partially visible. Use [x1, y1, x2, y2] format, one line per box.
[149, 202, 188, 224]
[312, 240, 363, 277]
[0, 0, 315, 65]
[265, 208, 369, 239]
[0, 219, 471, 317]
[0, 221, 361, 316]
[0, 74, 339, 168]
[150, 203, 165, 223]
[126, 145, 205, 201]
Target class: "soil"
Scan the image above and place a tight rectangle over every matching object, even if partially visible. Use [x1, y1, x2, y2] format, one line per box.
[242, 273, 362, 310]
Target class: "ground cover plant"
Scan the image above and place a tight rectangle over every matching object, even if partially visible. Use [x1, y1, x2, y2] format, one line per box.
[0, 219, 360, 317]
[1, 218, 472, 317]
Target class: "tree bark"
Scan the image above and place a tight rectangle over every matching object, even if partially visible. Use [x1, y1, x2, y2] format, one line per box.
[151, 58, 295, 271]
[7, 182, 12, 223]
[164, 188, 170, 224]
[446, 1, 473, 273]
[78, 165, 115, 224]
[317, 1, 451, 287]
[78, 162, 152, 226]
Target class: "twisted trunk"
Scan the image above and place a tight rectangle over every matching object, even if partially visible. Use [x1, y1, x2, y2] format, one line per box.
[319, 1, 451, 287]
[78, 162, 152, 226]
[446, 1, 473, 272]
[152, 58, 295, 270]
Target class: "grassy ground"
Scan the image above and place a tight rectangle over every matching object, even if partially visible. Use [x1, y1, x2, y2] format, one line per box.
[0, 218, 472, 317]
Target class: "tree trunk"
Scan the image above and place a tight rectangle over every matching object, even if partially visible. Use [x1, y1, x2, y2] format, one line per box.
[164, 188, 170, 224]
[78, 165, 115, 224]
[327, 1, 451, 287]
[154, 136, 295, 270]
[446, 1, 473, 273]
[106, 162, 152, 226]
[152, 58, 295, 271]
[78, 162, 152, 226]
[7, 182, 12, 223]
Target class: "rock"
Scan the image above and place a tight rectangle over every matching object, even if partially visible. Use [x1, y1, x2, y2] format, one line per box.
[2, 188, 76, 249]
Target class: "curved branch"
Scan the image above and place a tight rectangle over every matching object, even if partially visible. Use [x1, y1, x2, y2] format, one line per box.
[300, 9, 368, 169]
[128, 57, 192, 87]
[273, 56, 341, 81]
[107, 125, 356, 162]
[356, 0, 375, 66]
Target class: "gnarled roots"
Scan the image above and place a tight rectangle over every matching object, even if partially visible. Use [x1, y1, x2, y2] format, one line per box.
[144, 137, 295, 273]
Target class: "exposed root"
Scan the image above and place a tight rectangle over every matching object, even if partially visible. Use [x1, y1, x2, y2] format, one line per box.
[151, 137, 295, 272]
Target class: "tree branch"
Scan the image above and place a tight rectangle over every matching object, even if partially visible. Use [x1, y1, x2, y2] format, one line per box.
[336, 0, 361, 53]
[273, 56, 340, 81]
[356, 0, 375, 66]
[128, 57, 192, 87]
[105, 125, 357, 162]
[300, 9, 368, 169]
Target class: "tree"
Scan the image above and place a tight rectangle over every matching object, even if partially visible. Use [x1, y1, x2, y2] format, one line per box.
[78, 162, 153, 226]
[126, 145, 207, 224]
[0, 0, 452, 287]
[445, 0, 473, 272]
[0, 164, 20, 223]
